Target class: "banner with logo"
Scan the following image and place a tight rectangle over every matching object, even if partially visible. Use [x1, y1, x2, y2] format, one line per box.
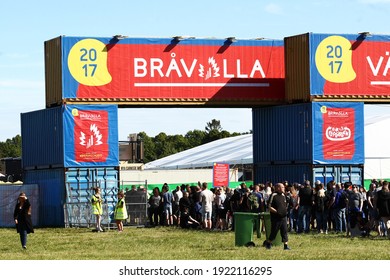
[310, 33, 390, 96]
[61, 37, 285, 105]
[63, 105, 118, 167]
[312, 102, 364, 164]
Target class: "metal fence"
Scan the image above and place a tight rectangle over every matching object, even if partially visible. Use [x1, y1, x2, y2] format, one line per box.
[64, 202, 113, 228]
[124, 189, 148, 226]
[64, 180, 148, 228]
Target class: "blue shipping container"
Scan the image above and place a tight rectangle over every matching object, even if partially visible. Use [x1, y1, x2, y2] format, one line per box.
[21, 104, 119, 169]
[252, 102, 364, 165]
[254, 164, 364, 187]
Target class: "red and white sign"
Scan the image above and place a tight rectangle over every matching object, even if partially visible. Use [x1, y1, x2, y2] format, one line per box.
[63, 37, 285, 104]
[213, 162, 230, 188]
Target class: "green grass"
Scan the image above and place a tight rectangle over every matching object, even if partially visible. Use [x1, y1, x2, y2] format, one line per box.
[0, 227, 389, 260]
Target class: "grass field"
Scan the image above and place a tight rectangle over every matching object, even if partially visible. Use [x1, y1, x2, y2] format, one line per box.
[1, 226, 389, 260]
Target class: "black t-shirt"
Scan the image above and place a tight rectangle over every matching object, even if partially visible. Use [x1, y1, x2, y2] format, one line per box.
[299, 187, 313, 206]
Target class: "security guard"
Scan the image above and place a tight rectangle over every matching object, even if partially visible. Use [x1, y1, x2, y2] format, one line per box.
[264, 183, 291, 250]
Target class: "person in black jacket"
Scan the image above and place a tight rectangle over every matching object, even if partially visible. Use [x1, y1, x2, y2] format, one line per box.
[375, 181, 390, 236]
[263, 183, 291, 250]
[14, 192, 34, 249]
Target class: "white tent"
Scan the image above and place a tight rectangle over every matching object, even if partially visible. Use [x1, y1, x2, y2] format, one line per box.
[144, 134, 252, 170]
[364, 114, 390, 179]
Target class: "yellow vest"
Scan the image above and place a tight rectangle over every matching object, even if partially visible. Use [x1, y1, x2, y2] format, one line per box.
[114, 198, 128, 220]
[91, 195, 103, 215]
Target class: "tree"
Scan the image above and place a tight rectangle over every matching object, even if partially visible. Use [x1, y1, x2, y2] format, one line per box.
[185, 129, 206, 147]
[205, 119, 222, 133]
[0, 135, 22, 158]
[137, 132, 156, 163]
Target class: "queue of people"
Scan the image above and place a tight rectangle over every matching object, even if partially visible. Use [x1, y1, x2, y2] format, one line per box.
[145, 179, 390, 240]
[146, 182, 266, 231]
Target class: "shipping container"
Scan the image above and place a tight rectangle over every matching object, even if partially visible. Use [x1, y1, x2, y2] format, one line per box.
[23, 167, 119, 227]
[45, 36, 285, 108]
[0, 184, 39, 228]
[23, 169, 65, 227]
[252, 102, 364, 165]
[254, 164, 364, 187]
[285, 32, 390, 102]
[21, 104, 119, 170]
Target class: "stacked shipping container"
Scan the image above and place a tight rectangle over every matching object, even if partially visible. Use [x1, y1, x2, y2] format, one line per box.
[252, 31, 375, 186]
[252, 102, 364, 185]
[21, 105, 119, 226]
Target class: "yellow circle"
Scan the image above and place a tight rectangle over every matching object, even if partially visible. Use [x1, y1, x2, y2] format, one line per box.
[68, 39, 112, 86]
[315, 35, 356, 83]
[72, 109, 79, 116]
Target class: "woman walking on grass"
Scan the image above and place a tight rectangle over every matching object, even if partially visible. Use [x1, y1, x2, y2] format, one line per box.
[14, 192, 34, 249]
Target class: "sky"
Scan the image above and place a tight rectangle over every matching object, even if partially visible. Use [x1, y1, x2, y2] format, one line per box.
[1, 0, 390, 142]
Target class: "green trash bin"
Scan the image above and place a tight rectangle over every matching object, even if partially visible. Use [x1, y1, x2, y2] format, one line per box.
[260, 212, 282, 246]
[234, 212, 261, 246]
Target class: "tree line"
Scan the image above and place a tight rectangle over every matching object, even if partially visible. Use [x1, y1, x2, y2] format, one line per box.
[0, 120, 250, 163]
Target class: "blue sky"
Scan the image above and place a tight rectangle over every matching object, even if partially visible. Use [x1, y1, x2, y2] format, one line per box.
[1, 0, 390, 141]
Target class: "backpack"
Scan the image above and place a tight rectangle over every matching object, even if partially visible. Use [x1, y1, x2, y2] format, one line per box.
[248, 193, 259, 212]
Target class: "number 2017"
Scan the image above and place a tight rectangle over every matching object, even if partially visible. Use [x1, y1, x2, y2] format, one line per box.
[326, 45, 342, 73]
[80, 48, 97, 77]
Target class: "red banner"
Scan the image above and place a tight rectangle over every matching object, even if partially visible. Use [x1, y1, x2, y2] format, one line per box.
[73, 109, 109, 162]
[64, 37, 285, 103]
[213, 163, 230, 188]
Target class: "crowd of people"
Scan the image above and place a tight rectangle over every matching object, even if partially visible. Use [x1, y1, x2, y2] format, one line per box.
[145, 179, 390, 239]
[12, 178, 390, 250]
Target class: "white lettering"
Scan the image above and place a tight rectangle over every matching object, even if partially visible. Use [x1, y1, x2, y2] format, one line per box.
[223, 60, 234, 78]
[166, 58, 182, 78]
[134, 58, 147, 77]
[384, 55, 390, 76]
[367, 56, 383, 76]
[181, 59, 197, 77]
[250, 59, 266, 78]
[236, 60, 248, 78]
[150, 58, 164, 78]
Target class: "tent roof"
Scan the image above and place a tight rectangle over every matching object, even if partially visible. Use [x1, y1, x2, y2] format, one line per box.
[144, 134, 252, 170]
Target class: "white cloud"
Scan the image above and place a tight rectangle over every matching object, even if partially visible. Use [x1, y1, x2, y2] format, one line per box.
[265, 3, 283, 15]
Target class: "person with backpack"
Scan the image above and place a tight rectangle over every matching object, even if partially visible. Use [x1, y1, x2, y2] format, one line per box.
[334, 183, 348, 234]
[250, 184, 264, 213]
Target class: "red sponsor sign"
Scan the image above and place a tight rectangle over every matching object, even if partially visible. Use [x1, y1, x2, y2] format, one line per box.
[322, 107, 355, 160]
[213, 162, 230, 187]
[73, 109, 109, 162]
[64, 38, 285, 104]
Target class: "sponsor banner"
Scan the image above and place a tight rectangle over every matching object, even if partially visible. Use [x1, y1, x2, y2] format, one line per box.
[213, 162, 230, 188]
[63, 104, 119, 167]
[313, 102, 364, 164]
[310, 33, 390, 95]
[62, 37, 285, 103]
